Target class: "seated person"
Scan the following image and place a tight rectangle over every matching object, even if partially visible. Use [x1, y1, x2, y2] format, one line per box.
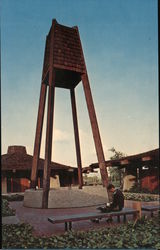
[97, 183, 124, 213]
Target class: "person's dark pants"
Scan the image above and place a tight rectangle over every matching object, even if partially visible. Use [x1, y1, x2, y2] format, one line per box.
[92, 206, 123, 223]
[96, 206, 123, 223]
[97, 206, 123, 213]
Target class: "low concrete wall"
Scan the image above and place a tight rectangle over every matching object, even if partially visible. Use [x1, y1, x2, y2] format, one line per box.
[24, 189, 43, 208]
[23, 186, 109, 208]
[2, 215, 20, 225]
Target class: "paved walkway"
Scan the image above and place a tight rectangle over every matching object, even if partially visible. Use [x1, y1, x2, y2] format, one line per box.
[7, 201, 111, 236]
[3, 200, 158, 236]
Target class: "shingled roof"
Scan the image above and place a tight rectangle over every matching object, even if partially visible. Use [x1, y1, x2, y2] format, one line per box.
[2, 146, 76, 171]
[42, 19, 86, 89]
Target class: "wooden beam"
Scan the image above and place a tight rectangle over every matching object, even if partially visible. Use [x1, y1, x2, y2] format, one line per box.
[42, 83, 55, 208]
[70, 88, 83, 189]
[81, 73, 108, 190]
[31, 83, 47, 188]
[142, 156, 152, 161]
[42, 20, 56, 209]
[120, 159, 129, 165]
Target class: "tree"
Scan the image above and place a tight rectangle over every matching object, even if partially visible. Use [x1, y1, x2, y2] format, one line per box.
[108, 147, 126, 187]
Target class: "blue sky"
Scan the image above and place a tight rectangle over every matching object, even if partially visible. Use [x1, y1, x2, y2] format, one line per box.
[1, 0, 158, 167]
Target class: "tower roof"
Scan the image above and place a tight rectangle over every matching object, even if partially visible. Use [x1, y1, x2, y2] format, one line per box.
[42, 19, 86, 89]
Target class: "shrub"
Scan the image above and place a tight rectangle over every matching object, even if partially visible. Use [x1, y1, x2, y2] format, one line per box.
[127, 185, 159, 194]
[2, 194, 24, 201]
[2, 216, 160, 249]
[2, 199, 15, 217]
[124, 193, 159, 202]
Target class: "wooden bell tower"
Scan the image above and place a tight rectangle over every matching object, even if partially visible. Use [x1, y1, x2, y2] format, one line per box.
[30, 19, 108, 208]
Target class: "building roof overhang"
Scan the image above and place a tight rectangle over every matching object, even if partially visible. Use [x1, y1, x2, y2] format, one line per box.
[82, 148, 159, 173]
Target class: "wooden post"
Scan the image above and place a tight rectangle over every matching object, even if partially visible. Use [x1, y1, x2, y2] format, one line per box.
[11, 178, 13, 193]
[119, 169, 121, 187]
[42, 83, 55, 208]
[30, 83, 47, 188]
[81, 73, 109, 190]
[133, 201, 142, 218]
[42, 21, 56, 208]
[139, 166, 142, 190]
[70, 88, 83, 189]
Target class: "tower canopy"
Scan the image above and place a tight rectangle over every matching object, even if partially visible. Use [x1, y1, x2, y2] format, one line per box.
[42, 19, 86, 89]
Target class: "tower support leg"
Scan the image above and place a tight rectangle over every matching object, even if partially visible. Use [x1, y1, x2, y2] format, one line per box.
[81, 73, 109, 190]
[42, 83, 55, 208]
[31, 83, 47, 189]
[42, 22, 56, 208]
[70, 88, 83, 189]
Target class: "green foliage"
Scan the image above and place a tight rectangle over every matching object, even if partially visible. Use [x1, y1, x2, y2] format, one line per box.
[2, 199, 16, 217]
[124, 192, 159, 202]
[2, 216, 160, 249]
[127, 184, 159, 194]
[2, 194, 24, 201]
[108, 147, 126, 186]
[109, 147, 126, 160]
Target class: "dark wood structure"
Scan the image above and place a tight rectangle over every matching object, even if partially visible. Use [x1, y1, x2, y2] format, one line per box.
[83, 148, 159, 192]
[2, 146, 78, 193]
[31, 19, 108, 208]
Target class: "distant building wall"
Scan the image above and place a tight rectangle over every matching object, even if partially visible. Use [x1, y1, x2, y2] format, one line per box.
[141, 175, 158, 192]
[123, 174, 136, 191]
[50, 175, 60, 188]
[2, 177, 7, 194]
[2, 172, 76, 193]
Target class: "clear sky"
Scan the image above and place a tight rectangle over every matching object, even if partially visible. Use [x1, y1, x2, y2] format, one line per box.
[1, 0, 158, 168]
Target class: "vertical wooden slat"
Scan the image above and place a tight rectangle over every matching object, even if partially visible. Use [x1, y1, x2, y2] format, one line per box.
[70, 88, 83, 189]
[81, 73, 109, 190]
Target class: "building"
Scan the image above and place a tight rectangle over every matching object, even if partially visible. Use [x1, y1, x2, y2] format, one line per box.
[83, 148, 159, 192]
[2, 146, 78, 193]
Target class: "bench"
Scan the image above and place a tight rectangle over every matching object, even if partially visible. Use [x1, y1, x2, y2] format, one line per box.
[141, 205, 160, 217]
[48, 208, 139, 231]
